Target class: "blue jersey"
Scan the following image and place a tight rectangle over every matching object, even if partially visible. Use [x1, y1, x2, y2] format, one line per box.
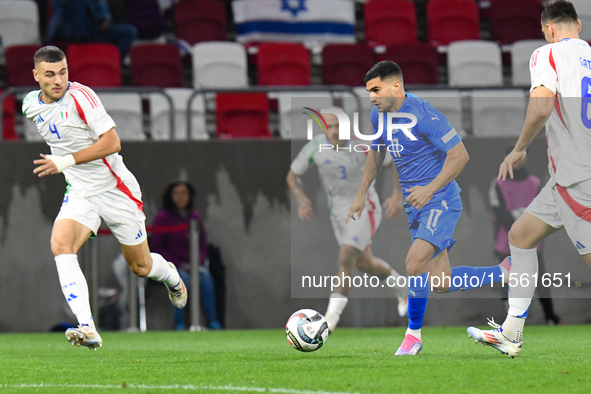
[370, 93, 462, 207]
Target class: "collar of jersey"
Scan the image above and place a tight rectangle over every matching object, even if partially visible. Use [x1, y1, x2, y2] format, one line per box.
[37, 82, 71, 105]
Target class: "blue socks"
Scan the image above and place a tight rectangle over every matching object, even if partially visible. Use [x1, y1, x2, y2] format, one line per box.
[407, 273, 429, 330]
[445, 265, 503, 292]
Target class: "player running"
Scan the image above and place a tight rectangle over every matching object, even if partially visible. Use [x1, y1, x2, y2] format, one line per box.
[347, 61, 512, 355]
[467, 0, 590, 357]
[288, 109, 408, 332]
[25, 46, 187, 349]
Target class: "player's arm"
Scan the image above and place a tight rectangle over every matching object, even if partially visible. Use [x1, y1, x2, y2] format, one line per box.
[287, 170, 313, 220]
[382, 162, 403, 219]
[499, 86, 555, 181]
[33, 128, 121, 178]
[406, 142, 469, 209]
[346, 148, 386, 223]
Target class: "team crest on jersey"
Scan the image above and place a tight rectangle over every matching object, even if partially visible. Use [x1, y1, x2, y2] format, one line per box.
[60, 104, 69, 120]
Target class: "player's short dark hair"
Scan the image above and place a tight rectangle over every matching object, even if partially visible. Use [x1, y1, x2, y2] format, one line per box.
[34, 46, 66, 65]
[541, 0, 578, 25]
[162, 181, 196, 212]
[364, 61, 404, 84]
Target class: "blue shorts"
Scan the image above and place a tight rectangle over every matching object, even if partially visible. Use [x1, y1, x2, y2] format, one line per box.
[406, 194, 462, 258]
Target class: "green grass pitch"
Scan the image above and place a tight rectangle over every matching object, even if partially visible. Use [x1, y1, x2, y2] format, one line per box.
[0, 326, 589, 393]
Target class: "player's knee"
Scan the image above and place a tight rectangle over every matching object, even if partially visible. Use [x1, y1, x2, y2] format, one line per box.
[405, 255, 426, 277]
[354, 258, 371, 272]
[508, 226, 529, 249]
[50, 236, 73, 256]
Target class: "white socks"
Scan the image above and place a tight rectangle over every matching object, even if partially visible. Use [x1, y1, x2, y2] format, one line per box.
[55, 254, 94, 327]
[502, 314, 525, 342]
[507, 243, 537, 317]
[406, 328, 421, 340]
[325, 292, 348, 330]
[385, 268, 406, 299]
[148, 253, 181, 288]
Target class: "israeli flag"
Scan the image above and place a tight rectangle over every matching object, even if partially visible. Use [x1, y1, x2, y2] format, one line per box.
[233, 0, 355, 45]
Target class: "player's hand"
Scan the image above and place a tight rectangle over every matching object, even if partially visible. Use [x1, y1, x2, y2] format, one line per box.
[405, 186, 434, 209]
[383, 194, 403, 219]
[498, 149, 527, 181]
[33, 154, 59, 178]
[297, 198, 313, 220]
[346, 193, 366, 223]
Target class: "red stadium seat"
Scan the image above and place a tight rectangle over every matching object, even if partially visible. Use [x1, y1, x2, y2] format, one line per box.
[322, 44, 375, 86]
[257, 43, 310, 86]
[377, 43, 438, 85]
[130, 44, 184, 88]
[67, 44, 122, 87]
[216, 93, 271, 138]
[0, 91, 17, 141]
[427, 0, 480, 46]
[5, 45, 42, 87]
[365, 0, 418, 46]
[175, 0, 226, 45]
[490, 0, 542, 44]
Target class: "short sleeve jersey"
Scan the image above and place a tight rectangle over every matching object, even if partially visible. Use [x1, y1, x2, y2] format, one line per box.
[23, 82, 134, 197]
[370, 94, 462, 207]
[529, 38, 591, 187]
[290, 135, 388, 216]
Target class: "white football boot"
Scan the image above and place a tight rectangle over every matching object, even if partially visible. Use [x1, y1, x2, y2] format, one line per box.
[467, 318, 522, 358]
[65, 325, 103, 351]
[166, 263, 188, 308]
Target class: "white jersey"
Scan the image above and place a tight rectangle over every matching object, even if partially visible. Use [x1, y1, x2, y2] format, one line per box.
[290, 135, 390, 216]
[23, 82, 136, 197]
[530, 38, 591, 187]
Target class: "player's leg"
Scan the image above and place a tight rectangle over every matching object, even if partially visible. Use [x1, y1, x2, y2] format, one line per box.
[395, 238, 435, 356]
[355, 247, 407, 316]
[325, 244, 361, 331]
[120, 240, 187, 309]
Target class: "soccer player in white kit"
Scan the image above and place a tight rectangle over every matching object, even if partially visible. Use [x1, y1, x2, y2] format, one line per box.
[26, 46, 187, 349]
[288, 110, 408, 332]
[467, 0, 591, 357]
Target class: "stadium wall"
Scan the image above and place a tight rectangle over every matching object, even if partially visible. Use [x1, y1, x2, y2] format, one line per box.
[0, 138, 589, 333]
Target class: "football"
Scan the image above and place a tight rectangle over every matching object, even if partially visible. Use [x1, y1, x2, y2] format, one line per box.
[285, 309, 329, 352]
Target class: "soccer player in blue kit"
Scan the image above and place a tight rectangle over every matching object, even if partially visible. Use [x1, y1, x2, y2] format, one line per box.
[346, 61, 512, 355]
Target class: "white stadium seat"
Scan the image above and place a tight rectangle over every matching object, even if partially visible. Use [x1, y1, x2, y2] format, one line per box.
[511, 40, 546, 87]
[407, 89, 465, 135]
[448, 40, 503, 87]
[150, 88, 208, 140]
[277, 92, 334, 139]
[97, 93, 144, 141]
[470, 89, 527, 137]
[0, 1, 40, 48]
[191, 42, 248, 89]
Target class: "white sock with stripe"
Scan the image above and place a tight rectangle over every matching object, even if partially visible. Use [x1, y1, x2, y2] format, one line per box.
[55, 254, 94, 328]
[325, 293, 348, 330]
[148, 253, 181, 288]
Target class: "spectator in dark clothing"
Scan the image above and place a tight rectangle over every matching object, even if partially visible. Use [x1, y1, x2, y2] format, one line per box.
[151, 181, 222, 330]
[47, 0, 137, 58]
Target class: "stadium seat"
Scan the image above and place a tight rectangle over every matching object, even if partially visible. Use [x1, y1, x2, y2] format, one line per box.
[471, 90, 527, 137]
[490, 0, 542, 45]
[130, 44, 184, 88]
[0, 91, 17, 141]
[215, 93, 271, 138]
[511, 39, 546, 87]
[150, 88, 208, 140]
[0, 1, 40, 48]
[97, 93, 144, 140]
[571, 0, 591, 41]
[175, 0, 226, 45]
[125, 0, 166, 40]
[340, 87, 375, 139]
[407, 90, 465, 134]
[68, 44, 122, 87]
[191, 42, 248, 88]
[427, 0, 480, 46]
[322, 44, 375, 86]
[448, 41, 503, 87]
[257, 43, 310, 86]
[377, 43, 438, 85]
[364, 0, 418, 46]
[5, 45, 42, 87]
[276, 92, 333, 139]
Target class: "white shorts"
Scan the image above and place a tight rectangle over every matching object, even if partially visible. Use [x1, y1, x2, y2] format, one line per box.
[526, 178, 591, 255]
[56, 179, 147, 246]
[330, 201, 382, 251]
